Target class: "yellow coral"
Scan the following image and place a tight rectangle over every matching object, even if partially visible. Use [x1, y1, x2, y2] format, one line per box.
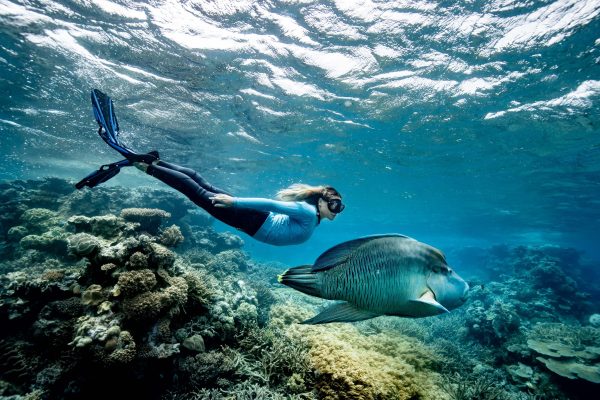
[269, 301, 314, 331]
[81, 284, 106, 306]
[287, 322, 449, 400]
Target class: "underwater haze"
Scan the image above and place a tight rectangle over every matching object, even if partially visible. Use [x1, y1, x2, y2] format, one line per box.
[1, 0, 599, 265]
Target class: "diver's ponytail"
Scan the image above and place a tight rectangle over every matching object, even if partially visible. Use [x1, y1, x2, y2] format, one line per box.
[276, 184, 324, 204]
[276, 183, 342, 205]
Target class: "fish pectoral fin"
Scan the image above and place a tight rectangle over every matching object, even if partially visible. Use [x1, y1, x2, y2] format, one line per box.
[409, 290, 449, 315]
[300, 302, 380, 325]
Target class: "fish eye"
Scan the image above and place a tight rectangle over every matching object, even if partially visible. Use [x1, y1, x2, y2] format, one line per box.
[438, 265, 451, 274]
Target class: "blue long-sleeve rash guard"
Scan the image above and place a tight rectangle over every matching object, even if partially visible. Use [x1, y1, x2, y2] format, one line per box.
[233, 198, 319, 245]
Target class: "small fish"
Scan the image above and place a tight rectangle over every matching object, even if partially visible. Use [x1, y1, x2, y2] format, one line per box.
[278, 234, 470, 324]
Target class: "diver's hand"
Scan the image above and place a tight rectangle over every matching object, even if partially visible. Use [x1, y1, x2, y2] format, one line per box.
[210, 194, 234, 208]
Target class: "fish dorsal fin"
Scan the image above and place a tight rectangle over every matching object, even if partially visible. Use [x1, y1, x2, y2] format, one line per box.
[313, 233, 412, 272]
[409, 290, 449, 315]
[301, 302, 381, 325]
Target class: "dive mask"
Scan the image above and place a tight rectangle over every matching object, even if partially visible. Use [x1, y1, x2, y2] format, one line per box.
[327, 198, 345, 213]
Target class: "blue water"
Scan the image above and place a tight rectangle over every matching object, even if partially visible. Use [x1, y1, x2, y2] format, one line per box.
[1, 0, 599, 266]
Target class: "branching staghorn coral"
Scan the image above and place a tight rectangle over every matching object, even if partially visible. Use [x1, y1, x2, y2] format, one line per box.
[441, 371, 511, 400]
[160, 225, 185, 247]
[116, 269, 157, 297]
[235, 326, 313, 389]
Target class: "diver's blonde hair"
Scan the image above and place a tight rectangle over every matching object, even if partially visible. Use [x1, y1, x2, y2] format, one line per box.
[276, 183, 325, 202]
[276, 183, 342, 204]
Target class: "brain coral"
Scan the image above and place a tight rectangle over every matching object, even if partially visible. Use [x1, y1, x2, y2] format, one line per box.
[67, 233, 100, 257]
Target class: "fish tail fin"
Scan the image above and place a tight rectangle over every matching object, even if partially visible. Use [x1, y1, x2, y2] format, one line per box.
[278, 265, 321, 297]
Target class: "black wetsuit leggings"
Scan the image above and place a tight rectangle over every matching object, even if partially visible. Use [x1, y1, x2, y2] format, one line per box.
[147, 161, 269, 236]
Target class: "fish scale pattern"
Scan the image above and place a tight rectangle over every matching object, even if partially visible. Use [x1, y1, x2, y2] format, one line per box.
[320, 240, 430, 314]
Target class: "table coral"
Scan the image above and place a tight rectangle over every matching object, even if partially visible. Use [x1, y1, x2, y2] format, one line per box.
[67, 215, 127, 238]
[120, 208, 171, 235]
[527, 322, 600, 384]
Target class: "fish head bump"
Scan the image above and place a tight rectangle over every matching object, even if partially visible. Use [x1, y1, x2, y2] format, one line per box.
[426, 263, 470, 311]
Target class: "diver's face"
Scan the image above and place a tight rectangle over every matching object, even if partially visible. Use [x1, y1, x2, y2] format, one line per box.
[318, 198, 341, 220]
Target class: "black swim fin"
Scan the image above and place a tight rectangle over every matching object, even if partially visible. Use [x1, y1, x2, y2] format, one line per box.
[91, 89, 160, 164]
[75, 159, 131, 189]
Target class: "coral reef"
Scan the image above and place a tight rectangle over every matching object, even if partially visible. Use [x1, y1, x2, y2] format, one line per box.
[297, 322, 447, 400]
[526, 322, 600, 383]
[160, 225, 185, 247]
[1, 178, 599, 400]
[120, 208, 172, 235]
